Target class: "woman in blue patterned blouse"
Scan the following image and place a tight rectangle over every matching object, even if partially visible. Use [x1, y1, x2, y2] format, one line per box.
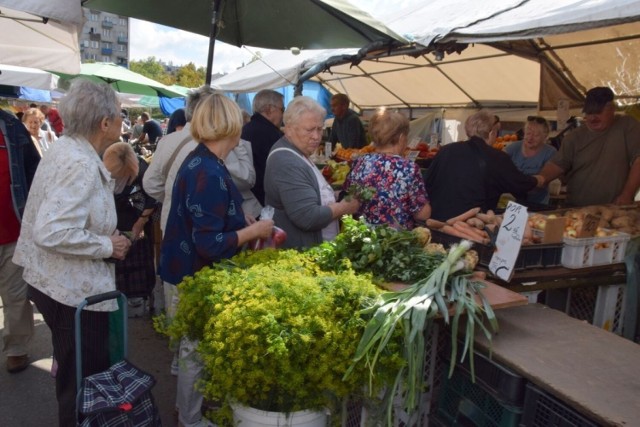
[343, 108, 431, 229]
[159, 93, 273, 427]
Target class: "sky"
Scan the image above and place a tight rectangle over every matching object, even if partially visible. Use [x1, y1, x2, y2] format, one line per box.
[129, 0, 422, 75]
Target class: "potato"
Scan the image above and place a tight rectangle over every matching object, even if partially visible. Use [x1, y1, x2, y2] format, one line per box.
[611, 216, 633, 228]
[600, 207, 614, 222]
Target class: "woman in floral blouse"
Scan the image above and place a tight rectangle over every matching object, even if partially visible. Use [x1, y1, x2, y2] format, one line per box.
[343, 109, 431, 229]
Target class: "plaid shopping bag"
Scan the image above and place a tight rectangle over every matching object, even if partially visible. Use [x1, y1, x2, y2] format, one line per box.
[79, 359, 161, 427]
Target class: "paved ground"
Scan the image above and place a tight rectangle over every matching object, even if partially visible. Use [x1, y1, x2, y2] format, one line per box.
[0, 289, 179, 427]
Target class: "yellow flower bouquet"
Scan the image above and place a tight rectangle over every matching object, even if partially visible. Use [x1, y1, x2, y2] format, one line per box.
[162, 249, 403, 415]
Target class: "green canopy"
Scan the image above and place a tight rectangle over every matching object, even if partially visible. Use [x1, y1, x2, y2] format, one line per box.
[57, 62, 185, 97]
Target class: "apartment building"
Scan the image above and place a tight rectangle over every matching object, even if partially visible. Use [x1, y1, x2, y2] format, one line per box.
[79, 8, 129, 67]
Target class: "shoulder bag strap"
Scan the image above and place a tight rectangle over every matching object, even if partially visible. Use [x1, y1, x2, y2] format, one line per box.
[161, 134, 193, 179]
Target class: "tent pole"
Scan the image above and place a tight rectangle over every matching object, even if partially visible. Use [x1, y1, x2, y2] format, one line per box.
[205, 0, 222, 86]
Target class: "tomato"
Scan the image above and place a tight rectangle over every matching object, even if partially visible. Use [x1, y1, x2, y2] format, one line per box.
[272, 227, 287, 246]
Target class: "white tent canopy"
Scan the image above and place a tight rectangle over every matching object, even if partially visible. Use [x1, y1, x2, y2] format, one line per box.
[212, 0, 640, 115]
[0, 2, 82, 74]
[0, 64, 60, 90]
[395, 0, 640, 45]
[212, 49, 358, 93]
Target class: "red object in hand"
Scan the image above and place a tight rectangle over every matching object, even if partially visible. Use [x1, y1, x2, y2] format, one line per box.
[252, 226, 287, 250]
[118, 402, 133, 412]
[272, 227, 287, 246]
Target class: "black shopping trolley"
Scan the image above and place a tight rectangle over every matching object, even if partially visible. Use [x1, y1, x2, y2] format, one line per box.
[75, 291, 162, 426]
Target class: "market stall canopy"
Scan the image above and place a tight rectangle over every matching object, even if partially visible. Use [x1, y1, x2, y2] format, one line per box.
[213, 0, 640, 115]
[0, 64, 59, 90]
[0, 2, 82, 74]
[82, 0, 406, 84]
[386, 0, 640, 111]
[57, 63, 186, 98]
[212, 49, 358, 93]
[213, 44, 540, 113]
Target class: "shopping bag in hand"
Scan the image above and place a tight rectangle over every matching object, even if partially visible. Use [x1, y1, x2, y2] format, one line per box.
[252, 205, 287, 250]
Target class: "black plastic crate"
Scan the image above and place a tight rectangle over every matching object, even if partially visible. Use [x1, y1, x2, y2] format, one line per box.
[521, 383, 600, 427]
[436, 368, 523, 427]
[454, 349, 527, 407]
[430, 229, 562, 271]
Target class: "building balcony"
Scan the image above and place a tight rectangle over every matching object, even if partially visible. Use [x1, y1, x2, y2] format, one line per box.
[117, 36, 128, 44]
[102, 20, 114, 28]
[89, 32, 101, 41]
[102, 48, 113, 55]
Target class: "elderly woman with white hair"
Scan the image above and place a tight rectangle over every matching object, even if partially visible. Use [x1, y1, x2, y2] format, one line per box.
[264, 96, 360, 249]
[424, 110, 543, 221]
[13, 79, 132, 426]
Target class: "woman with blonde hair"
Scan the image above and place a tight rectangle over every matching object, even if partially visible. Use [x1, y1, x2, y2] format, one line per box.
[160, 93, 273, 427]
[21, 107, 57, 154]
[103, 142, 158, 303]
[343, 108, 431, 229]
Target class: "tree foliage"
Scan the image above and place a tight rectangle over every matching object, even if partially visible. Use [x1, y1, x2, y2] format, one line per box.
[175, 62, 206, 88]
[129, 57, 206, 88]
[129, 56, 175, 85]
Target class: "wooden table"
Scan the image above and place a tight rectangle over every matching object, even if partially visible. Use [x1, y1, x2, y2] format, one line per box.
[471, 303, 640, 426]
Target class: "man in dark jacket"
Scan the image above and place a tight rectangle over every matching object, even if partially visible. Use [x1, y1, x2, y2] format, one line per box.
[0, 109, 40, 373]
[241, 89, 284, 206]
[425, 110, 542, 221]
[329, 93, 367, 149]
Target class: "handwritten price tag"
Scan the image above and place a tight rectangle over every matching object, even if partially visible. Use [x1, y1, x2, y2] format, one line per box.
[489, 201, 528, 282]
[577, 213, 599, 238]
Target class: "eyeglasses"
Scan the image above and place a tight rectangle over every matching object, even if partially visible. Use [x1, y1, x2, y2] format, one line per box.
[527, 116, 547, 124]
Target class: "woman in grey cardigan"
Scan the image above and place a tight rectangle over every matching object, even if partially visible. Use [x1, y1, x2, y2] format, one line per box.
[264, 96, 359, 249]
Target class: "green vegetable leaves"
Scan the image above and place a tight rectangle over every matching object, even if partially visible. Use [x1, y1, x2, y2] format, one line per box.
[310, 216, 445, 283]
[344, 239, 499, 426]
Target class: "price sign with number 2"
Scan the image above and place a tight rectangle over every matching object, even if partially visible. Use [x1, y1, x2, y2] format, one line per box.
[489, 201, 528, 282]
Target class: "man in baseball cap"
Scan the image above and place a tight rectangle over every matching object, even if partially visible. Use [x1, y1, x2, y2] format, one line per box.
[539, 86, 640, 206]
[582, 86, 614, 114]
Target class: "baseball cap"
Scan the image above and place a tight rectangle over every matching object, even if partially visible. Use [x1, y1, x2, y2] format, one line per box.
[582, 87, 614, 114]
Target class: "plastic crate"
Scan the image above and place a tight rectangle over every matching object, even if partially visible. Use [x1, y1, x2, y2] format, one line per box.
[562, 230, 630, 268]
[430, 230, 562, 271]
[561, 237, 594, 268]
[453, 349, 527, 407]
[610, 232, 631, 263]
[435, 368, 523, 427]
[521, 383, 600, 427]
[544, 283, 626, 335]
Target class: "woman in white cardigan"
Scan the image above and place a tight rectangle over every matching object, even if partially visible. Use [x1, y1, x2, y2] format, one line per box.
[14, 80, 131, 426]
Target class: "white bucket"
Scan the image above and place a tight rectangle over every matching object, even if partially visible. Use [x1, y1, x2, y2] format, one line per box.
[231, 403, 327, 427]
